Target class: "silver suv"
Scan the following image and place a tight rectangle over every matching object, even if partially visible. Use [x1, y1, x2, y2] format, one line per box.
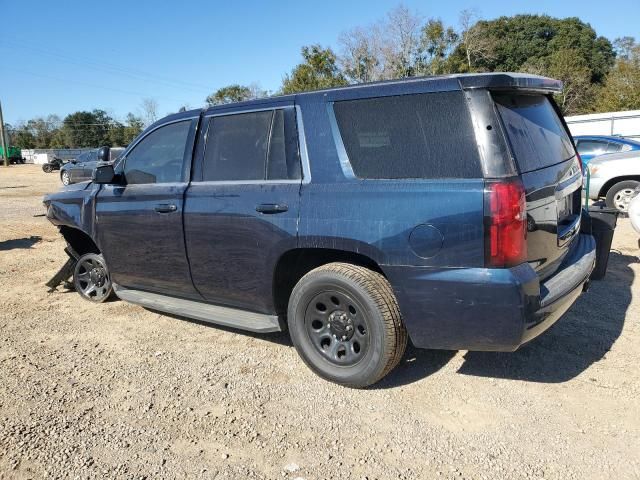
[587, 150, 640, 212]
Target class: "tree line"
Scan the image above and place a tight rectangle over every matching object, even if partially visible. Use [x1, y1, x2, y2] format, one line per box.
[208, 8, 640, 117]
[6, 98, 160, 150]
[7, 7, 640, 150]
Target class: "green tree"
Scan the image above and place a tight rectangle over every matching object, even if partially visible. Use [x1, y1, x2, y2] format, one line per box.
[418, 19, 459, 75]
[206, 84, 252, 105]
[123, 113, 144, 145]
[8, 123, 36, 149]
[450, 14, 614, 81]
[521, 49, 594, 114]
[61, 110, 114, 148]
[281, 45, 348, 94]
[596, 38, 640, 112]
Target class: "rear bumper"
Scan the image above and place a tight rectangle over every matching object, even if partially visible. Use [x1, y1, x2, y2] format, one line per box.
[383, 233, 596, 351]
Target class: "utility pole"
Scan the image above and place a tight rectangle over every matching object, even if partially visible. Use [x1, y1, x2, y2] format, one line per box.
[0, 101, 9, 167]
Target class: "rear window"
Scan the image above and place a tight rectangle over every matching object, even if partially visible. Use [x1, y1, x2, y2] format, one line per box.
[493, 93, 575, 173]
[333, 91, 482, 179]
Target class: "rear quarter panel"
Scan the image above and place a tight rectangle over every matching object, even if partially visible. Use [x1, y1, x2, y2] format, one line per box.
[298, 180, 485, 268]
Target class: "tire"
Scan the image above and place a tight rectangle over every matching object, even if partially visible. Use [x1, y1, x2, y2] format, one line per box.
[287, 262, 407, 388]
[42, 164, 52, 173]
[61, 171, 71, 185]
[73, 253, 113, 303]
[605, 180, 640, 213]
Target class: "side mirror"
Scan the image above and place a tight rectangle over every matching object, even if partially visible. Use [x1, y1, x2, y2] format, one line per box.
[97, 146, 110, 163]
[93, 164, 116, 184]
[70, 159, 77, 164]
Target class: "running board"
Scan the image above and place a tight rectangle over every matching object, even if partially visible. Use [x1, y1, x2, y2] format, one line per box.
[113, 286, 282, 333]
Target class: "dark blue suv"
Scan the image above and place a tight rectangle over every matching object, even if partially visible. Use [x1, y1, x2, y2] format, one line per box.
[43, 73, 596, 387]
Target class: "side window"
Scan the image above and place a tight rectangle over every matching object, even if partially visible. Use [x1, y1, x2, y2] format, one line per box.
[577, 140, 607, 156]
[333, 92, 481, 179]
[606, 142, 624, 153]
[124, 121, 192, 184]
[202, 109, 301, 182]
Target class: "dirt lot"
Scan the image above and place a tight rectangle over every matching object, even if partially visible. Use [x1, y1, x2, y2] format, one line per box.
[0, 165, 638, 479]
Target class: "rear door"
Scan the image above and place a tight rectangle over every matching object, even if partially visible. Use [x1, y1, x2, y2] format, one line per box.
[492, 93, 582, 279]
[184, 105, 302, 313]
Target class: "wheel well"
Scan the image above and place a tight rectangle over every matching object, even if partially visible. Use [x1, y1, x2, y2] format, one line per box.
[59, 226, 100, 256]
[599, 176, 640, 198]
[272, 248, 384, 317]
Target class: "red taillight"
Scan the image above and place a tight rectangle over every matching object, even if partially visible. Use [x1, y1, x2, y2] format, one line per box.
[484, 179, 527, 268]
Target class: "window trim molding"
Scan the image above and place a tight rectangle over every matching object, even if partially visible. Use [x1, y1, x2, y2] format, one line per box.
[119, 116, 198, 184]
[326, 101, 357, 180]
[193, 105, 309, 185]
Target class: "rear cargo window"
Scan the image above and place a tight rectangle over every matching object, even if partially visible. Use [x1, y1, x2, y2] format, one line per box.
[493, 94, 575, 173]
[332, 92, 481, 179]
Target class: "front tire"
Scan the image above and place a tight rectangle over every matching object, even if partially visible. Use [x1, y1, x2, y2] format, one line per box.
[42, 164, 52, 173]
[606, 180, 640, 213]
[61, 171, 71, 185]
[73, 253, 113, 303]
[287, 263, 407, 388]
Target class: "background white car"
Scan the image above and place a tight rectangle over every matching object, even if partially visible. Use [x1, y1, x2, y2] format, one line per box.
[587, 150, 640, 212]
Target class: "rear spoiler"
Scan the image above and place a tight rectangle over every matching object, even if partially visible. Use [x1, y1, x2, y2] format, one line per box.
[458, 73, 563, 93]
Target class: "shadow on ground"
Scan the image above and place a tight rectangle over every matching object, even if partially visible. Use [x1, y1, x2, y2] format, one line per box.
[143, 307, 292, 347]
[457, 251, 636, 383]
[108, 250, 635, 388]
[0, 236, 42, 251]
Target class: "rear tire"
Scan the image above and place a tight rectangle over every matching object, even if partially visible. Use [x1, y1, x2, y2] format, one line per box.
[287, 262, 407, 388]
[42, 164, 52, 173]
[605, 180, 640, 213]
[61, 171, 71, 185]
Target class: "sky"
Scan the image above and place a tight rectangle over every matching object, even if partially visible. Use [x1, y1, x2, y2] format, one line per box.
[1, 0, 639, 125]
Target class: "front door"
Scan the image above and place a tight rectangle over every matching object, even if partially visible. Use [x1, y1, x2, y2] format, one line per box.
[184, 106, 302, 313]
[96, 117, 201, 298]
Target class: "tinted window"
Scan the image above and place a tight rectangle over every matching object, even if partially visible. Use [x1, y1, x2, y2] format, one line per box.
[203, 111, 272, 181]
[606, 142, 624, 153]
[333, 92, 481, 179]
[124, 121, 191, 184]
[202, 110, 300, 181]
[577, 140, 608, 156]
[493, 94, 575, 173]
[76, 152, 90, 162]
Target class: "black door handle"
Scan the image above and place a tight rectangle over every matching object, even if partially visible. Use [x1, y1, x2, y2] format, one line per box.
[256, 203, 288, 214]
[154, 203, 177, 213]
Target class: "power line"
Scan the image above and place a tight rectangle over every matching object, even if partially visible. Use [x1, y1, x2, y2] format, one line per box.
[1, 39, 213, 94]
[13, 68, 188, 103]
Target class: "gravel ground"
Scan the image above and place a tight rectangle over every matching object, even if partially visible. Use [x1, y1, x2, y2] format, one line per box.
[1, 165, 639, 479]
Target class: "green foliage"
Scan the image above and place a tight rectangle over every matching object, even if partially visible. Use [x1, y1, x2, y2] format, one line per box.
[206, 84, 253, 106]
[61, 110, 114, 148]
[451, 15, 614, 82]
[418, 19, 459, 75]
[10, 110, 143, 149]
[596, 38, 640, 112]
[281, 45, 348, 94]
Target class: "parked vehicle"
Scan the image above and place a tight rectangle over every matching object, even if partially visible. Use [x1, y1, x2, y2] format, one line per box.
[60, 147, 124, 185]
[43, 73, 596, 387]
[42, 157, 66, 173]
[586, 150, 640, 212]
[0, 146, 25, 164]
[574, 135, 640, 164]
[628, 186, 640, 235]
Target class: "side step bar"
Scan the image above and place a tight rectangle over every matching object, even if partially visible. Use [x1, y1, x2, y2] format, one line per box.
[113, 285, 282, 333]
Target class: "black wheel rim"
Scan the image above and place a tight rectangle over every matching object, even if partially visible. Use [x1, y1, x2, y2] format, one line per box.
[304, 290, 370, 366]
[75, 257, 110, 301]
